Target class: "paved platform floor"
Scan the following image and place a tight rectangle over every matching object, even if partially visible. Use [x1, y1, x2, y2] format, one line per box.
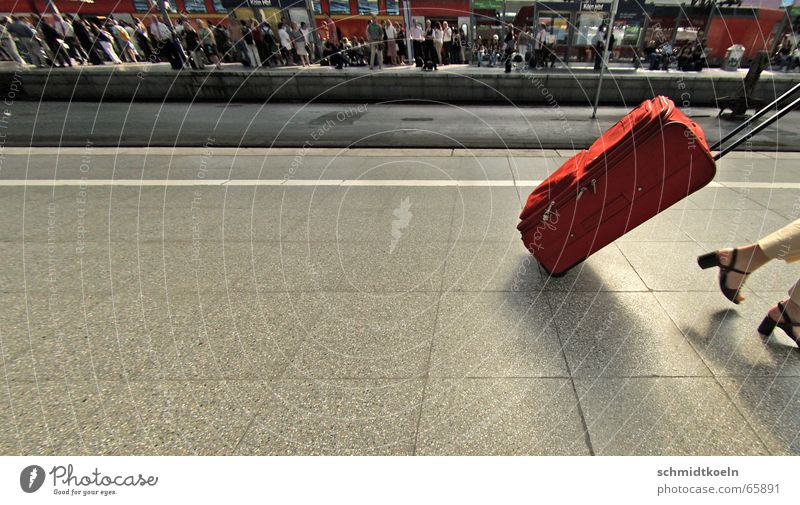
[1, 148, 799, 455]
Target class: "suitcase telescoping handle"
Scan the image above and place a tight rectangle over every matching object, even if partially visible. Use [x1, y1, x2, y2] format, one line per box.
[710, 82, 800, 161]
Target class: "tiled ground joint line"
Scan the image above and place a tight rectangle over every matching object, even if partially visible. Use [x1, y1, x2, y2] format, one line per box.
[1, 179, 800, 189]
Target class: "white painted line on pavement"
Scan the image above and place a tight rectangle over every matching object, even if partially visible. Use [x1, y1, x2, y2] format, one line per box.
[720, 182, 800, 189]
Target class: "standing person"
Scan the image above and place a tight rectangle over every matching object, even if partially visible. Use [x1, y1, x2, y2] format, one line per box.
[592, 24, 606, 70]
[0, 17, 25, 65]
[252, 20, 268, 65]
[291, 21, 309, 67]
[93, 23, 122, 64]
[278, 22, 294, 65]
[323, 14, 338, 47]
[442, 21, 452, 65]
[385, 18, 398, 65]
[132, 19, 153, 62]
[396, 22, 407, 64]
[8, 17, 47, 67]
[502, 24, 514, 72]
[300, 21, 313, 61]
[197, 19, 221, 69]
[56, 15, 87, 64]
[450, 27, 459, 63]
[73, 15, 104, 65]
[423, 20, 437, 70]
[36, 16, 72, 67]
[214, 23, 230, 62]
[110, 20, 138, 62]
[182, 20, 203, 68]
[366, 15, 383, 70]
[242, 20, 261, 67]
[533, 23, 547, 69]
[433, 22, 443, 65]
[147, 15, 172, 61]
[258, 21, 277, 67]
[698, 219, 800, 347]
[410, 21, 423, 66]
[517, 25, 529, 67]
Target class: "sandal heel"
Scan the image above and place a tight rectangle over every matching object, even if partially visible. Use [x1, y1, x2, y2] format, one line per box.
[758, 315, 778, 336]
[697, 252, 719, 269]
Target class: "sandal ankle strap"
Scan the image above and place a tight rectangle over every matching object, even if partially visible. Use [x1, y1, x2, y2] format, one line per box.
[777, 302, 800, 326]
[725, 248, 751, 275]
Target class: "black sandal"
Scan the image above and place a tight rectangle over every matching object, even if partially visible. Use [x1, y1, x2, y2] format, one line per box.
[758, 302, 800, 348]
[697, 248, 750, 304]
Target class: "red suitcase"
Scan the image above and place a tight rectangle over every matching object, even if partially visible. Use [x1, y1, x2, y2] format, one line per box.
[517, 96, 715, 276]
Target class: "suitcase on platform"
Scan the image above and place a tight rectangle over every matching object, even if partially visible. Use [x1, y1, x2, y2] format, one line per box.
[518, 88, 800, 276]
[517, 96, 712, 276]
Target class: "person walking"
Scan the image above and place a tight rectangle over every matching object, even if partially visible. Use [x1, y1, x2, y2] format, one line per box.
[698, 219, 800, 347]
[366, 15, 383, 70]
[0, 17, 25, 65]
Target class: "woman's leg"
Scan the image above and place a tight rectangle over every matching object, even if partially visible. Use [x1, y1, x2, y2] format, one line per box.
[705, 219, 800, 303]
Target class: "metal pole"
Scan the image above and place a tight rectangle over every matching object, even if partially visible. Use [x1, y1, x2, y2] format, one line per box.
[670, 5, 684, 47]
[304, 0, 321, 58]
[591, 0, 619, 119]
[403, 0, 413, 62]
[469, 0, 476, 64]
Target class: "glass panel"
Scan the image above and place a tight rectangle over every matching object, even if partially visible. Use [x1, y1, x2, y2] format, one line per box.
[135, 0, 179, 12]
[212, 0, 229, 13]
[573, 12, 607, 46]
[314, 1, 322, 14]
[386, 0, 399, 16]
[183, 0, 207, 13]
[329, 0, 351, 14]
[358, 0, 379, 15]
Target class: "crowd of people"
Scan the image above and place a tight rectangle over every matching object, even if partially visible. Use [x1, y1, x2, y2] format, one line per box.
[473, 23, 556, 71]
[2, 13, 795, 74]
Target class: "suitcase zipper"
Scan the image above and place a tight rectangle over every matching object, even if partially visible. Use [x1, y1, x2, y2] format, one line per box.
[527, 98, 675, 228]
[576, 179, 597, 200]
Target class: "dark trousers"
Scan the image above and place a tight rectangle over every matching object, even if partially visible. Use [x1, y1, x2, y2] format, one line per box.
[423, 40, 437, 68]
[412, 40, 423, 63]
[443, 41, 452, 64]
